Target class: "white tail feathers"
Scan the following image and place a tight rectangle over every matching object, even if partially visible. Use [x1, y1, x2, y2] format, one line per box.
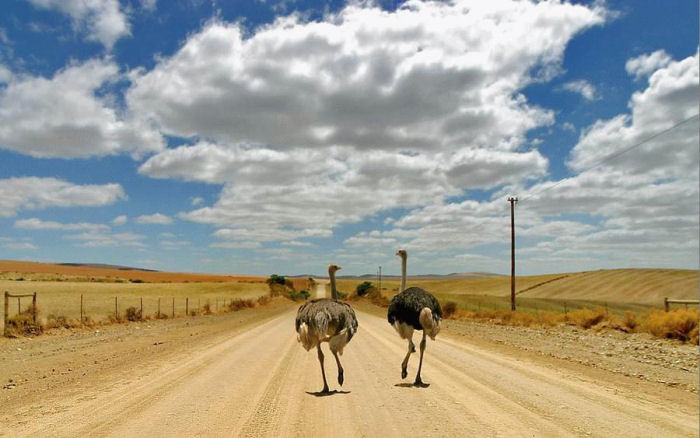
[419, 307, 441, 340]
[297, 322, 317, 351]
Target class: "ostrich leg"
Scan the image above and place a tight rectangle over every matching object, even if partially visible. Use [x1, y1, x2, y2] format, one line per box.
[317, 344, 329, 393]
[401, 338, 415, 379]
[332, 350, 344, 386]
[414, 332, 428, 387]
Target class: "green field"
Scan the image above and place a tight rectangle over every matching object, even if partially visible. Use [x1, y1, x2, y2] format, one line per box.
[1, 280, 270, 322]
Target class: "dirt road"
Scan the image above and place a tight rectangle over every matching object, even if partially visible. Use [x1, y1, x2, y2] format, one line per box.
[2, 302, 697, 437]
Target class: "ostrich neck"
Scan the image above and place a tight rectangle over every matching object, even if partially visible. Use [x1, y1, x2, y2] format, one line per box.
[330, 270, 338, 299]
[401, 256, 407, 292]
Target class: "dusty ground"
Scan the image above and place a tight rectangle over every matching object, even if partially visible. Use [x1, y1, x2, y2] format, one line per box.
[1, 297, 697, 437]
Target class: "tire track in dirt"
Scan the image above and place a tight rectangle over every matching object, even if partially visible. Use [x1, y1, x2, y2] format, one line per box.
[237, 335, 299, 437]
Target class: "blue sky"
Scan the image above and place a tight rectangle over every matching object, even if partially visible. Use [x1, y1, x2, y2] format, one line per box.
[0, 0, 697, 276]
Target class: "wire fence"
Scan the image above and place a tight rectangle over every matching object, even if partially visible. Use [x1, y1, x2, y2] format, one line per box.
[3, 290, 271, 336]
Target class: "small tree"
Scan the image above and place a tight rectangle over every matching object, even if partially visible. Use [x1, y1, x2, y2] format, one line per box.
[266, 274, 286, 285]
[356, 281, 373, 297]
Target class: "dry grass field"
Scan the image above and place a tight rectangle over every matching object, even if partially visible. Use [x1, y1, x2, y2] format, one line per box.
[0, 261, 268, 322]
[1, 280, 271, 322]
[336, 268, 699, 315]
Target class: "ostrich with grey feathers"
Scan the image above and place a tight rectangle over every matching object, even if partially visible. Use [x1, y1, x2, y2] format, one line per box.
[387, 249, 442, 387]
[295, 264, 358, 393]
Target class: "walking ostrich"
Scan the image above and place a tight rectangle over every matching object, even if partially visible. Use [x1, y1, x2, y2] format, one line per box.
[387, 249, 442, 387]
[295, 264, 358, 393]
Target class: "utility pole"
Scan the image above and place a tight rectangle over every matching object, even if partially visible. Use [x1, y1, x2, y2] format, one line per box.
[508, 196, 518, 311]
[378, 266, 382, 292]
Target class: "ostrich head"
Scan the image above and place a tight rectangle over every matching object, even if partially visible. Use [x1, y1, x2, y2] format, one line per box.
[328, 264, 341, 275]
[395, 249, 407, 259]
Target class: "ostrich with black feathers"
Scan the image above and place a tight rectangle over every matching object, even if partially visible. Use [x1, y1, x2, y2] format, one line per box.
[387, 249, 442, 387]
[295, 264, 358, 393]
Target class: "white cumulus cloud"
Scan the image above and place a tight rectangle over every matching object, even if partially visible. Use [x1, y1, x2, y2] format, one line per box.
[625, 49, 672, 81]
[0, 59, 164, 159]
[0, 177, 126, 218]
[27, 0, 130, 49]
[14, 217, 110, 231]
[136, 213, 173, 225]
[562, 79, 598, 100]
[134, 0, 606, 245]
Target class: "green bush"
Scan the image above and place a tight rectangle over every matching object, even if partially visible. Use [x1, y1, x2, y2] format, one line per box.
[356, 281, 373, 297]
[267, 274, 286, 285]
[290, 290, 311, 301]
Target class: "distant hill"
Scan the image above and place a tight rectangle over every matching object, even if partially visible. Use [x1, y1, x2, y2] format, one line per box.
[337, 272, 505, 280]
[0, 260, 264, 283]
[59, 263, 159, 272]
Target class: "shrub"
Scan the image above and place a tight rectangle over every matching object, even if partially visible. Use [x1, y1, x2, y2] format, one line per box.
[567, 307, 606, 329]
[45, 314, 70, 329]
[125, 306, 142, 321]
[442, 301, 457, 319]
[356, 281, 374, 297]
[266, 274, 286, 286]
[202, 302, 212, 315]
[622, 311, 638, 331]
[289, 290, 311, 301]
[227, 298, 256, 311]
[642, 309, 698, 343]
[268, 283, 287, 297]
[5, 306, 42, 336]
[257, 295, 272, 306]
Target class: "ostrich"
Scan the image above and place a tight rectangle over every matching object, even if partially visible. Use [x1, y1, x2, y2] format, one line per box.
[387, 249, 442, 387]
[295, 264, 358, 393]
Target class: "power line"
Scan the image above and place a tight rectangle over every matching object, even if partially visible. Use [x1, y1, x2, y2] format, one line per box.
[519, 113, 700, 203]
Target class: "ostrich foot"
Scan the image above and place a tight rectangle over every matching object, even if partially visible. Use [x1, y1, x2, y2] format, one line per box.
[338, 370, 344, 386]
[413, 377, 429, 388]
[321, 384, 330, 393]
[401, 367, 408, 379]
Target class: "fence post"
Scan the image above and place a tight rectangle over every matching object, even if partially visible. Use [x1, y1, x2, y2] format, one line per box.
[186, 298, 189, 316]
[172, 297, 175, 318]
[158, 298, 161, 317]
[17, 297, 21, 314]
[664, 297, 669, 312]
[140, 297, 143, 321]
[80, 294, 84, 323]
[32, 292, 37, 324]
[3, 291, 8, 337]
[115, 296, 118, 320]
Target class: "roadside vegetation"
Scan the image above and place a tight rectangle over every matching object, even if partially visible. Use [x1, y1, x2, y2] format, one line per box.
[4, 295, 276, 338]
[345, 280, 698, 344]
[267, 274, 312, 301]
